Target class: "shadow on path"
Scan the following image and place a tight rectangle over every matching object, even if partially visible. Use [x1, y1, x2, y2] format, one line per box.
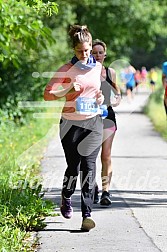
[42, 188, 167, 214]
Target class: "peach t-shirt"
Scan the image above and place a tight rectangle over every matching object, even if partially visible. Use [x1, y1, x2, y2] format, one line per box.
[44, 61, 102, 120]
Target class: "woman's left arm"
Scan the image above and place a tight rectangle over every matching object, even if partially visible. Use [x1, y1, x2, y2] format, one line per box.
[108, 67, 121, 106]
[108, 68, 121, 95]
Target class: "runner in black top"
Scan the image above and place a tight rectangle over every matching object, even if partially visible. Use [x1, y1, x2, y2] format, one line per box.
[101, 67, 117, 131]
[92, 39, 121, 205]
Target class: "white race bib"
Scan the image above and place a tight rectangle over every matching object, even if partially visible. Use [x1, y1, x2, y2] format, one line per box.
[76, 97, 98, 114]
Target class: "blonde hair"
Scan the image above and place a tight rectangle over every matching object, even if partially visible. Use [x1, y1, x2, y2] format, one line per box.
[68, 25, 92, 48]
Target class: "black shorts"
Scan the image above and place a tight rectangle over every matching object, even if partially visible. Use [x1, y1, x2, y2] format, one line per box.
[126, 86, 133, 92]
[103, 106, 117, 131]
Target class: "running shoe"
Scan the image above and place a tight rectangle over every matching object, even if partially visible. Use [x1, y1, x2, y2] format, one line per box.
[94, 184, 99, 204]
[100, 191, 112, 206]
[81, 217, 95, 232]
[60, 194, 73, 219]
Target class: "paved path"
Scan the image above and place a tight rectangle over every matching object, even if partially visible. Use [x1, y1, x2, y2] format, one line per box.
[37, 87, 167, 252]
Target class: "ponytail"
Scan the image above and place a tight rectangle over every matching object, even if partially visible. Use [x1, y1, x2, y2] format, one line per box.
[68, 24, 92, 48]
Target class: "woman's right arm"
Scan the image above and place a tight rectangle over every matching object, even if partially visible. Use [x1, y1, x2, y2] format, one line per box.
[44, 64, 73, 101]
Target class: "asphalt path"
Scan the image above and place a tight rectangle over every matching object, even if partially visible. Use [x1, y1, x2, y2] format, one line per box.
[38, 86, 167, 252]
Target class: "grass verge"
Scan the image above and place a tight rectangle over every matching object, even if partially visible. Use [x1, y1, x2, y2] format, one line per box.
[0, 107, 60, 251]
[144, 87, 167, 141]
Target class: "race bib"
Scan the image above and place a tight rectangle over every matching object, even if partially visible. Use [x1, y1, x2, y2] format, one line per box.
[76, 97, 98, 114]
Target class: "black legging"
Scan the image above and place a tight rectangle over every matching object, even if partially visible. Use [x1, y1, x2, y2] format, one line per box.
[60, 115, 103, 218]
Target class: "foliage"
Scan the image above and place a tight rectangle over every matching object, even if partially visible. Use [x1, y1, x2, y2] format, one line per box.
[0, 0, 58, 68]
[0, 94, 29, 125]
[25, 0, 58, 16]
[0, 182, 54, 231]
[0, 113, 58, 250]
[0, 181, 55, 251]
[39, 1, 76, 72]
[59, 0, 167, 68]
[0, 0, 59, 124]
[1, 0, 167, 124]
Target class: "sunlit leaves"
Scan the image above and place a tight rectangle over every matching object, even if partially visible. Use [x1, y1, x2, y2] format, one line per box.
[0, 0, 58, 68]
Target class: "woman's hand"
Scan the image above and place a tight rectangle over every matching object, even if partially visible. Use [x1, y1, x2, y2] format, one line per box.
[111, 94, 121, 107]
[73, 82, 82, 92]
[96, 90, 104, 105]
[67, 82, 83, 94]
[49, 82, 83, 97]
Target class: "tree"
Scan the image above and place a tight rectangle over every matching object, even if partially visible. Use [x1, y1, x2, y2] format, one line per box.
[0, 0, 58, 100]
[60, 0, 167, 67]
[0, 0, 58, 123]
[0, 0, 58, 69]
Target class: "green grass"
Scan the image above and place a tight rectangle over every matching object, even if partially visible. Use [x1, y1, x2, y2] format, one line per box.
[0, 107, 60, 251]
[144, 86, 167, 141]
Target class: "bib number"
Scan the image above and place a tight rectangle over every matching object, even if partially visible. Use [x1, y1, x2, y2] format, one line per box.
[76, 97, 98, 114]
